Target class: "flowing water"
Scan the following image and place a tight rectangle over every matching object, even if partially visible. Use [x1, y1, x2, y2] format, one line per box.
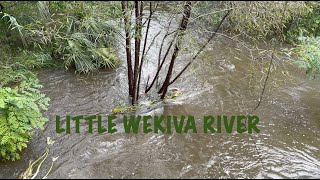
[1, 12, 320, 179]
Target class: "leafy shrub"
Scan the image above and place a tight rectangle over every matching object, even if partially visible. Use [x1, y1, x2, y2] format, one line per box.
[286, 4, 320, 43]
[294, 36, 320, 77]
[0, 12, 27, 46]
[0, 78, 50, 161]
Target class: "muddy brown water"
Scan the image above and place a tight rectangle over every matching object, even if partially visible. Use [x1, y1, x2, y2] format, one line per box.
[1, 14, 320, 179]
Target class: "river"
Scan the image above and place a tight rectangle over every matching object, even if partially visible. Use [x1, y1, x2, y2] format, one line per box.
[0, 10, 320, 179]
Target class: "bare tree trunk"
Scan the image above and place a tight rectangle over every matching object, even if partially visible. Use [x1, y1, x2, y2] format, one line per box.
[132, 1, 143, 104]
[136, 1, 154, 102]
[121, 1, 134, 99]
[158, 1, 192, 99]
[156, 19, 175, 89]
[122, 1, 228, 104]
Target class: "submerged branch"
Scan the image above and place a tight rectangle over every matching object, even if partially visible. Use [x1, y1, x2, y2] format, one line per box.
[250, 51, 274, 114]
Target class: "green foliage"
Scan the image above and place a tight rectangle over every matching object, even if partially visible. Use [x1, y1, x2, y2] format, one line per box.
[14, 50, 54, 69]
[226, 1, 310, 39]
[0, 2, 38, 24]
[286, 3, 320, 43]
[33, 1, 121, 73]
[91, 1, 123, 20]
[0, 1, 121, 73]
[50, 3, 121, 73]
[0, 78, 50, 161]
[0, 12, 27, 46]
[0, 2, 38, 44]
[294, 36, 320, 77]
[0, 48, 54, 86]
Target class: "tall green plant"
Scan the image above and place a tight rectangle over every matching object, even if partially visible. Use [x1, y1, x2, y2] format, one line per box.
[53, 7, 120, 73]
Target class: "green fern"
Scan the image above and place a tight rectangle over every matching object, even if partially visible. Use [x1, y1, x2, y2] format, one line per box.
[0, 78, 50, 161]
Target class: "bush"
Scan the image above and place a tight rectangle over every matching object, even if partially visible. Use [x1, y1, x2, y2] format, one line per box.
[191, 1, 226, 30]
[294, 36, 320, 77]
[32, 1, 121, 73]
[0, 1, 121, 73]
[286, 4, 320, 43]
[0, 78, 50, 161]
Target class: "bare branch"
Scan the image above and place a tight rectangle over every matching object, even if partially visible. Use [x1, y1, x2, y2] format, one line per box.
[137, 1, 154, 101]
[168, 10, 232, 86]
[132, 1, 143, 103]
[159, 1, 193, 99]
[144, 18, 177, 93]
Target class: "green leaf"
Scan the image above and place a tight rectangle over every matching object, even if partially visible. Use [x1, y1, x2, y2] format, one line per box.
[0, 99, 5, 108]
[0, 78, 49, 161]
